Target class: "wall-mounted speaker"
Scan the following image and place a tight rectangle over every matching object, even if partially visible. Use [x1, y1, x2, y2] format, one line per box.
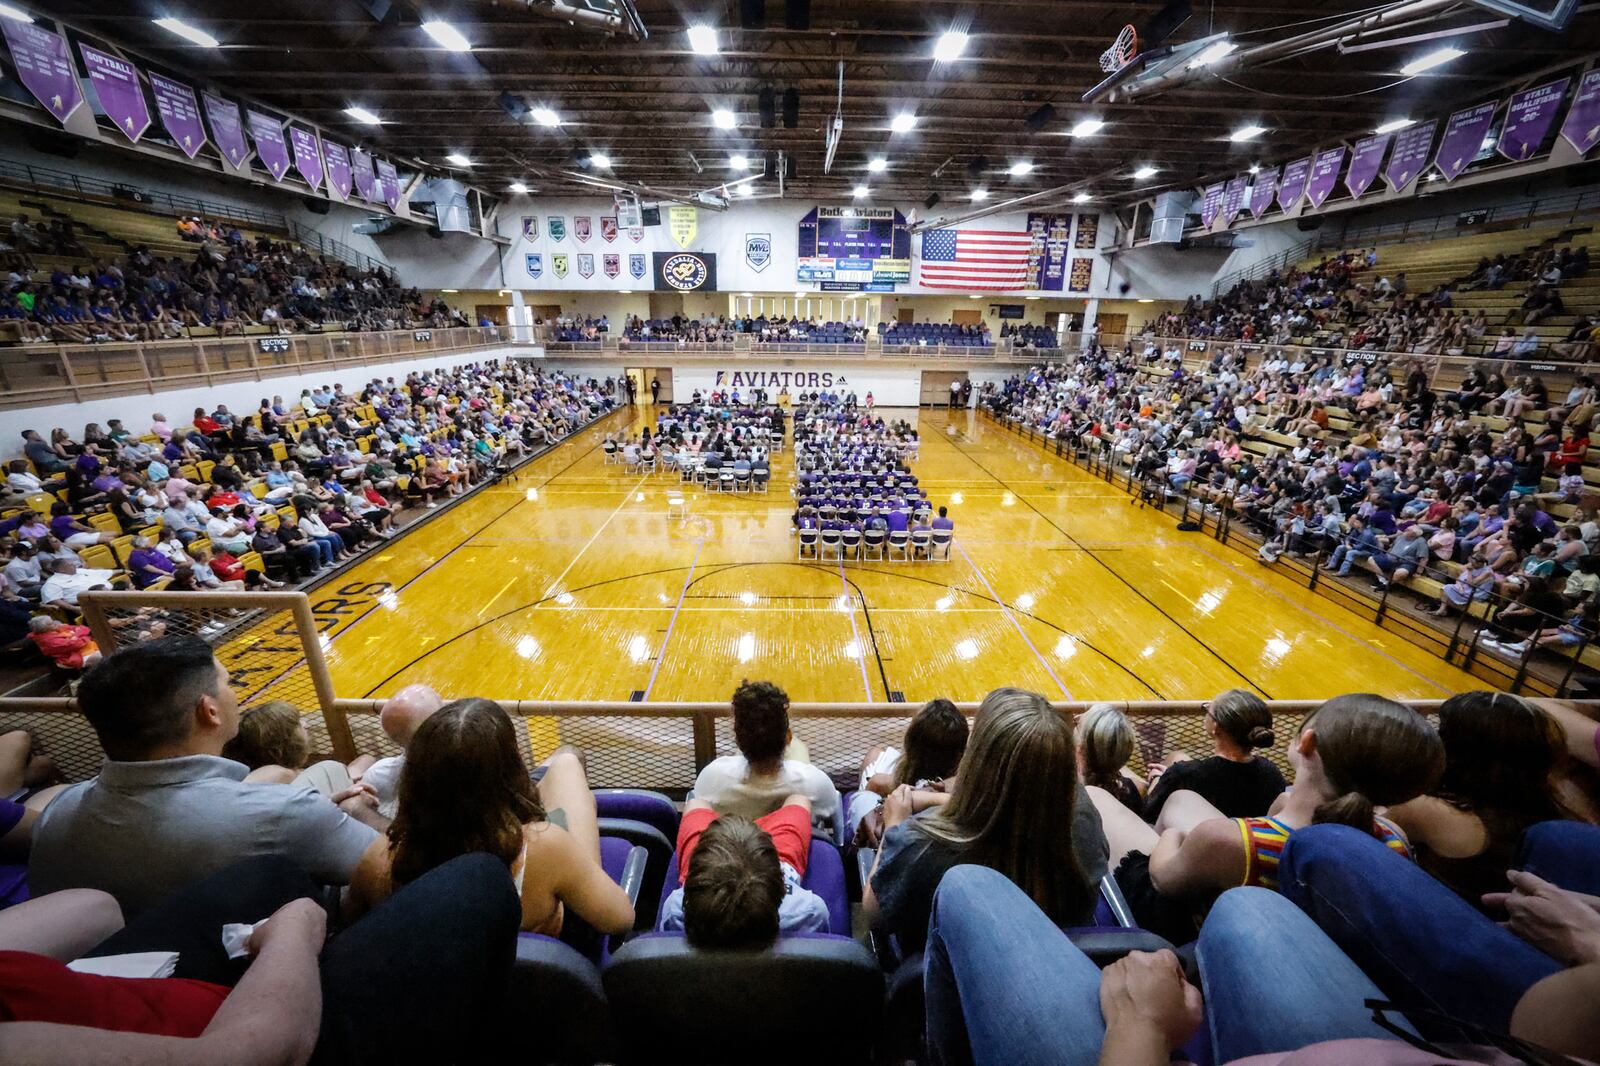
[758, 88, 776, 129]
[304, 197, 332, 215]
[924, 191, 941, 209]
[1295, 216, 1324, 231]
[782, 88, 799, 128]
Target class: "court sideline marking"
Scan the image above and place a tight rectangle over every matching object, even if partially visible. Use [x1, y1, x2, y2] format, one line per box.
[537, 473, 649, 601]
[955, 540, 1074, 700]
[642, 540, 704, 700]
[837, 557, 877, 700]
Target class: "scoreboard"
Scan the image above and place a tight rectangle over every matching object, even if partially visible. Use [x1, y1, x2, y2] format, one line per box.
[796, 206, 911, 289]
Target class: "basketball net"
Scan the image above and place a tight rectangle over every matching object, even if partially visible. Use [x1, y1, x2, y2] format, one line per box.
[1099, 24, 1137, 73]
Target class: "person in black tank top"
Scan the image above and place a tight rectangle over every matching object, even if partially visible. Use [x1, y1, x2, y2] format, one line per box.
[1143, 689, 1286, 824]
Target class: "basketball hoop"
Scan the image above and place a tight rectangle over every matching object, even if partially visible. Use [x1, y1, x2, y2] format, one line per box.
[1099, 23, 1138, 73]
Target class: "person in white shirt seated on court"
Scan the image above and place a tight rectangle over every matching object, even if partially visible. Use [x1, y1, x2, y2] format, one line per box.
[693, 680, 838, 835]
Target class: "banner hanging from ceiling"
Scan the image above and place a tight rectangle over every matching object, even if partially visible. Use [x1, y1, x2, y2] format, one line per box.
[0, 20, 82, 124]
[79, 45, 150, 143]
[150, 72, 206, 158]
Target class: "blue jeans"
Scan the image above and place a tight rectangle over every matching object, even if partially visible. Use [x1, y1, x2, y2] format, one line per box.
[1278, 824, 1562, 1033]
[1328, 544, 1371, 574]
[923, 866, 1403, 1066]
[1518, 819, 1600, 896]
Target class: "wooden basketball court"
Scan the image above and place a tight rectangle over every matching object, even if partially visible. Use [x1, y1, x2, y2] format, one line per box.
[278, 404, 1478, 707]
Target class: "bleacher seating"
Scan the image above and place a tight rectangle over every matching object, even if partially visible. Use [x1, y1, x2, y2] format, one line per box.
[879, 321, 992, 347]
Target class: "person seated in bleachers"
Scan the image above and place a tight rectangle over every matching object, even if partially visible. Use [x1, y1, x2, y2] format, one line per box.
[222, 699, 372, 794]
[355, 683, 444, 820]
[39, 557, 115, 608]
[848, 697, 968, 847]
[693, 680, 839, 835]
[26, 614, 100, 671]
[1093, 693, 1442, 944]
[29, 636, 381, 916]
[1076, 703, 1146, 817]
[344, 698, 634, 937]
[659, 794, 830, 945]
[865, 687, 1110, 954]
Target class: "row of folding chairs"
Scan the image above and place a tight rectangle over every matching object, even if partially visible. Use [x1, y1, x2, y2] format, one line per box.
[799, 526, 954, 562]
[679, 461, 770, 493]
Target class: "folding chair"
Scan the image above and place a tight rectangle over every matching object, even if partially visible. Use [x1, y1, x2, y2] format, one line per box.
[719, 470, 736, 493]
[733, 466, 751, 493]
[666, 492, 688, 519]
[929, 528, 954, 561]
[753, 464, 770, 492]
[819, 528, 843, 561]
[797, 527, 820, 559]
[886, 529, 911, 562]
[603, 441, 620, 465]
[861, 527, 887, 561]
[840, 527, 862, 562]
[910, 528, 933, 560]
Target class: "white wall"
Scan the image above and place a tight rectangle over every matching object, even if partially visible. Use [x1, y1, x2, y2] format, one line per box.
[0, 347, 527, 460]
[1112, 217, 1312, 301]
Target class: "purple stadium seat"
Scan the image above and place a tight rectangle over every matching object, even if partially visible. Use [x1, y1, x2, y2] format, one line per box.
[557, 836, 646, 964]
[594, 788, 679, 841]
[512, 932, 614, 1063]
[657, 837, 850, 937]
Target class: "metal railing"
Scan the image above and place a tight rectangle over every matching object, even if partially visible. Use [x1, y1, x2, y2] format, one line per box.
[1327, 188, 1600, 249]
[0, 324, 515, 409]
[1209, 236, 1322, 299]
[984, 407, 1597, 698]
[0, 157, 290, 234]
[286, 219, 392, 274]
[540, 334, 1057, 361]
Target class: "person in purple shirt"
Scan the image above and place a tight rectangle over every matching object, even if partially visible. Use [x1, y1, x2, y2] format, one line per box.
[127, 538, 176, 588]
[886, 508, 911, 534]
[932, 506, 954, 533]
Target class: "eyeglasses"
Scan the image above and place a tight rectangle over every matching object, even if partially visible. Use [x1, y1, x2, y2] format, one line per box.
[1365, 999, 1585, 1065]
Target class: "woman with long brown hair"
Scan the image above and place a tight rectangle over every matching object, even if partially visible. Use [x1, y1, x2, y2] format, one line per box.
[864, 687, 1109, 953]
[345, 698, 633, 936]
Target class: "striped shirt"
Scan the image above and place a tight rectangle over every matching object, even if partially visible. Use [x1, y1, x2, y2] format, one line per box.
[1236, 814, 1411, 890]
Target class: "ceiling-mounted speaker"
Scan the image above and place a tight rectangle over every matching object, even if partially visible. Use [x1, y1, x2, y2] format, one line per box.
[924, 191, 941, 209]
[785, 155, 797, 179]
[758, 88, 776, 129]
[740, 0, 766, 29]
[498, 90, 528, 123]
[785, 0, 810, 30]
[782, 88, 799, 128]
[1024, 103, 1057, 132]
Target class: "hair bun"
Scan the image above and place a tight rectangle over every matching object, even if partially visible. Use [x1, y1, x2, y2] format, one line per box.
[1246, 725, 1276, 748]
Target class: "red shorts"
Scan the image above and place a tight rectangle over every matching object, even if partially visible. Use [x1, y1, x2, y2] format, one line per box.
[676, 804, 812, 885]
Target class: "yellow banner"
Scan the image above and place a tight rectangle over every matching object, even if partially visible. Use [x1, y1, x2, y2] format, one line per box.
[668, 205, 697, 249]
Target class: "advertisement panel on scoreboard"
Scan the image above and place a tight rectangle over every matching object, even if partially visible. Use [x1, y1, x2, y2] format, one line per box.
[797, 206, 910, 284]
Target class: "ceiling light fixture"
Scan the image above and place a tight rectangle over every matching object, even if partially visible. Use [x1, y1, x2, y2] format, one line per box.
[1230, 125, 1266, 142]
[1248, 163, 1260, 174]
[729, 154, 748, 170]
[687, 24, 719, 55]
[421, 20, 471, 52]
[853, 184, 870, 198]
[1133, 164, 1158, 179]
[1187, 38, 1237, 69]
[153, 17, 218, 48]
[1401, 46, 1465, 76]
[891, 111, 917, 133]
[970, 188, 989, 201]
[867, 156, 888, 173]
[445, 153, 472, 167]
[737, 183, 753, 197]
[0, 3, 34, 23]
[344, 106, 383, 125]
[508, 181, 528, 193]
[531, 107, 561, 127]
[588, 152, 611, 168]
[1374, 117, 1415, 134]
[712, 108, 736, 129]
[933, 30, 968, 62]
[1007, 161, 1034, 176]
[1073, 192, 1091, 203]
[1069, 117, 1105, 137]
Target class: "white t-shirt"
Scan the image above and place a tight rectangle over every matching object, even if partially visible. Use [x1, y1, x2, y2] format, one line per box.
[692, 756, 837, 833]
[858, 746, 902, 791]
[361, 755, 404, 819]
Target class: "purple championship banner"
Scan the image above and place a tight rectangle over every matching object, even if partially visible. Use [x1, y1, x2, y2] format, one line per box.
[351, 149, 377, 201]
[149, 72, 206, 158]
[1560, 69, 1600, 156]
[79, 45, 150, 143]
[1305, 147, 1346, 208]
[1248, 165, 1279, 217]
[1435, 101, 1498, 181]
[322, 140, 352, 200]
[247, 111, 291, 180]
[1345, 133, 1389, 199]
[1384, 120, 1436, 192]
[203, 92, 249, 167]
[288, 127, 323, 189]
[1025, 212, 1070, 291]
[0, 20, 83, 124]
[1200, 182, 1225, 228]
[1277, 156, 1311, 211]
[1498, 78, 1570, 161]
[1221, 175, 1248, 227]
[375, 158, 400, 211]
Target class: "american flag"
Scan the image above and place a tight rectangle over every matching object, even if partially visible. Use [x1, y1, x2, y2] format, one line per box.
[918, 227, 1033, 290]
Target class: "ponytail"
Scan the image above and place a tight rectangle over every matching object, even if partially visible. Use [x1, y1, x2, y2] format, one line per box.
[1312, 790, 1374, 830]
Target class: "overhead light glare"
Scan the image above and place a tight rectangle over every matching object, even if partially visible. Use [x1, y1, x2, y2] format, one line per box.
[737, 183, 753, 197]
[687, 24, 719, 55]
[153, 17, 218, 48]
[445, 153, 472, 167]
[867, 156, 888, 173]
[1073, 192, 1091, 203]
[589, 152, 611, 169]
[0, 3, 34, 23]
[531, 107, 561, 127]
[421, 20, 471, 51]
[1133, 164, 1158, 179]
[1230, 125, 1266, 142]
[1187, 38, 1237, 69]
[1008, 161, 1034, 176]
[970, 188, 989, 201]
[891, 111, 917, 133]
[1401, 46, 1465, 76]
[344, 106, 382, 125]
[729, 154, 749, 170]
[933, 30, 968, 62]
[1070, 117, 1105, 137]
[1248, 163, 1261, 174]
[852, 184, 870, 198]
[712, 108, 736, 129]
[509, 181, 528, 193]
[1375, 117, 1415, 134]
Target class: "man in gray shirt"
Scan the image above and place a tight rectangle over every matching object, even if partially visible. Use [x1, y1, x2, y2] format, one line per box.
[30, 635, 379, 916]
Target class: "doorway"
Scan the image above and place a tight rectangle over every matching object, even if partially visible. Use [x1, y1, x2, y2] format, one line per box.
[920, 371, 969, 408]
[896, 307, 916, 324]
[625, 368, 673, 405]
[951, 309, 983, 327]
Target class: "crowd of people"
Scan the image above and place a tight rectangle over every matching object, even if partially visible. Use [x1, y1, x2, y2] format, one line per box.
[0, 209, 475, 345]
[988, 337, 1600, 666]
[0, 362, 618, 667]
[0, 639, 1596, 1063]
[1143, 243, 1590, 359]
